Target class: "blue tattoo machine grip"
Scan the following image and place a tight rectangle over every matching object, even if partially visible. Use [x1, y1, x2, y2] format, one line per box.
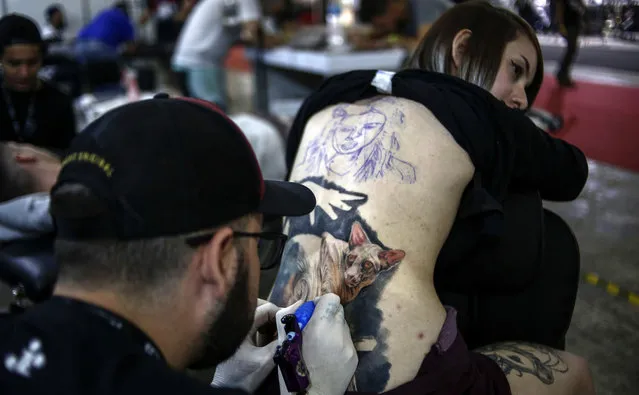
[295, 301, 316, 330]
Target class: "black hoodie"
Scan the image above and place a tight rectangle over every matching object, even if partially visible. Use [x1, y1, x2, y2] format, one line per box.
[285, 69, 588, 289]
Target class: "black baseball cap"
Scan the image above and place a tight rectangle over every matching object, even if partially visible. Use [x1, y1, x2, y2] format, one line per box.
[0, 14, 43, 53]
[51, 95, 316, 240]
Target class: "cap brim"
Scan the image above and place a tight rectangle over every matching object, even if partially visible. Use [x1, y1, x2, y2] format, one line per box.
[258, 180, 316, 217]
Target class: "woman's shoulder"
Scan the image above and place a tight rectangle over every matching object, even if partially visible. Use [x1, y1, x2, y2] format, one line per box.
[396, 70, 498, 103]
[395, 69, 533, 134]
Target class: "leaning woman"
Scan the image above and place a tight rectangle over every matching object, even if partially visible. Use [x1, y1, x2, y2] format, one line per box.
[266, 1, 592, 394]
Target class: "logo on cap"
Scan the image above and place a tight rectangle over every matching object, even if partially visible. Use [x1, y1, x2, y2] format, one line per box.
[61, 152, 114, 177]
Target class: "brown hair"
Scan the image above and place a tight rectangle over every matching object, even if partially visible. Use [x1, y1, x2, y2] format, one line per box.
[405, 0, 543, 107]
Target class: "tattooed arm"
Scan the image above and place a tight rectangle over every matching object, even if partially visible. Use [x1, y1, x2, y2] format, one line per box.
[476, 342, 595, 395]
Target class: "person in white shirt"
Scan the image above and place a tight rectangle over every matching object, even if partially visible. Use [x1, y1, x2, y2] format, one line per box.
[230, 112, 287, 181]
[172, 0, 290, 111]
[41, 4, 67, 44]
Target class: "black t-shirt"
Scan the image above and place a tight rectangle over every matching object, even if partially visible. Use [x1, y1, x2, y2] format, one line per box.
[0, 297, 248, 395]
[552, 0, 583, 27]
[0, 81, 76, 153]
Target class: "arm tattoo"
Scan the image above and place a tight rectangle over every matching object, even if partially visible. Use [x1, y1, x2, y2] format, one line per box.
[476, 342, 569, 385]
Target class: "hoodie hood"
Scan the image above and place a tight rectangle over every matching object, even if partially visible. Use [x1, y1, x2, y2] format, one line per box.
[0, 193, 54, 242]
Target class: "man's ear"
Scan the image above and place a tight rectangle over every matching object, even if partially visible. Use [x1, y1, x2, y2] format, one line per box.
[451, 29, 472, 71]
[198, 227, 239, 299]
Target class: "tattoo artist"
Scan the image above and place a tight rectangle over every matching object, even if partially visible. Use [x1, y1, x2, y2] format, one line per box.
[0, 96, 357, 395]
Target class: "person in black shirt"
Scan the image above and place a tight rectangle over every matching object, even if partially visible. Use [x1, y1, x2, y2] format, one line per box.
[551, 0, 585, 87]
[0, 95, 358, 395]
[0, 14, 76, 154]
[353, 0, 452, 52]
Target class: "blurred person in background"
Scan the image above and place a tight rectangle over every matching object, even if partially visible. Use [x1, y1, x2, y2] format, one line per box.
[41, 4, 67, 44]
[515, 0, 550, 32]
[353, 0, 452, 52]
[551, 0, 585, 87]
[230, 112, 287, 181]
[0, 142, 59, 303]
[74, 1, 137, 62]
[0, 142, 59, 242]
[0, 14, 76, 153]
[262, 0, 299, 32]
[172, 0, 293, 111]
[139, 0, 198, 46]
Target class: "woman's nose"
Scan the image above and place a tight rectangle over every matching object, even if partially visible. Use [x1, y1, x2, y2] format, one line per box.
[508, 86, 528, 110]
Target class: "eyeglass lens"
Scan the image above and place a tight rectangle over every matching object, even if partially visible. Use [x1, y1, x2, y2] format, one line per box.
[257, 237, 286, 270]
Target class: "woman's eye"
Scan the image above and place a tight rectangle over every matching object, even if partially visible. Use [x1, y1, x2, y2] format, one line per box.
[511, 61, 524, 80]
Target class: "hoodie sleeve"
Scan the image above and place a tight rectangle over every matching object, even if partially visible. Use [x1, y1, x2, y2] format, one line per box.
[506, 108, 589, 201]
[0, 193, 54, 241]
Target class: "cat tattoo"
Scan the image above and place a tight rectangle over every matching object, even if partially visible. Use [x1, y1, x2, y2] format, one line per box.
[284, 222, 406, 305]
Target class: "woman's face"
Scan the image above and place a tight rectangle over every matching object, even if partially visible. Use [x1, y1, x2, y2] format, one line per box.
[332, 110, 386, 154]
[490, 34, 538, 110]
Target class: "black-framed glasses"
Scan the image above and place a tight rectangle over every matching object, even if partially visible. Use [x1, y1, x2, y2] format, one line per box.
[185, 231, 288, 270]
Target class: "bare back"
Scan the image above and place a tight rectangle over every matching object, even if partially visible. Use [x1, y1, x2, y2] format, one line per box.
[268, 96, 475, 392]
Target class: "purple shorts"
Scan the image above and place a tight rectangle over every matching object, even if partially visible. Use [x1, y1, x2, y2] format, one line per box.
[347, 307, 512, 395]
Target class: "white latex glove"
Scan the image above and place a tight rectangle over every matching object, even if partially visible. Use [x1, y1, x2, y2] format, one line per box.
[276, 294, 358, 395]
[211, 299, 280, 392]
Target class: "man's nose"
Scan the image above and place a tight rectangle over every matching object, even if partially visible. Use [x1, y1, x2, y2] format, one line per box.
[17, 64, 30, 78]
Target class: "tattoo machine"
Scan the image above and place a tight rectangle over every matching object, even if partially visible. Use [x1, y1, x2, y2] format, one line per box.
[273, 301, 316, 392]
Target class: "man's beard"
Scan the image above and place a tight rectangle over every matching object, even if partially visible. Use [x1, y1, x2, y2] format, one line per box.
[188, 251, 254, 370]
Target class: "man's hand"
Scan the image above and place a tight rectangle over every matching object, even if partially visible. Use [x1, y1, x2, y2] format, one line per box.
[7, 142, 60, 165]
[211, 300, 281, 392]
[276, 294, 358, 395]
[5, 142, 62, 192]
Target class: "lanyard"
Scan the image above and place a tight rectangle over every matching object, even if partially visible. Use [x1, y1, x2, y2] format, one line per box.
[1, 81, 37, 141]
[55, 297, 165, 362]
